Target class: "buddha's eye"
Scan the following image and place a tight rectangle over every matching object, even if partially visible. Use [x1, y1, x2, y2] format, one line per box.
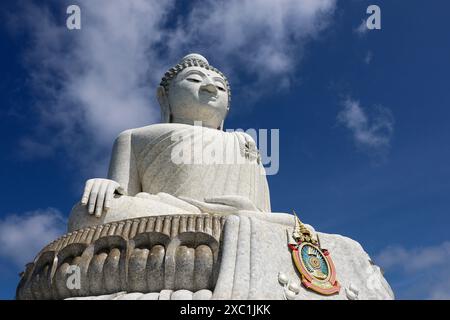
[186, 75, 202, 83]
[215, 83, 226, 92]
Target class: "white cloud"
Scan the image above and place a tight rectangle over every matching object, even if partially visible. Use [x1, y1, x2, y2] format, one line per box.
[375, 242, 450, 299]
[162, 0, 336, 104]
[376, 242, 450, 273]
[16, 0, 174, 175]
[168, 0, 336, 74]
[337, 98, 394, 157]
[429, 286, 450, 300]
[0, 208, 66, 267]
[13, 0, 337, 175]
[354, 18, 368, 36]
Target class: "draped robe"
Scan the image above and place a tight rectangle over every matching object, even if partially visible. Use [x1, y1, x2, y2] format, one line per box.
[109, 123, 271, 212]
[69, 123, 271, 231]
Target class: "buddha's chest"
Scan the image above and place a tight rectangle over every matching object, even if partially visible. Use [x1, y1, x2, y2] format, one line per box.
[133, 128, 265, 199]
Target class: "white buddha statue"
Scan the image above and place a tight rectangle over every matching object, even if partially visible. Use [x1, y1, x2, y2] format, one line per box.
[68, 53, 271, 231]
[19, 53, 393, 301]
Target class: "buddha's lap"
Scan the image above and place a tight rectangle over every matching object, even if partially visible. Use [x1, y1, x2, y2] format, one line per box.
[67, 194, 201, 232]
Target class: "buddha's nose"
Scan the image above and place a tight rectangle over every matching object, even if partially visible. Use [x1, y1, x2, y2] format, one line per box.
[200, 79, 218, 94]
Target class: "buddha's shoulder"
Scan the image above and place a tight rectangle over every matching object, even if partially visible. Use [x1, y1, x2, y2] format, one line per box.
[116, 123, 189, 138]
[114, 124, 249, 146]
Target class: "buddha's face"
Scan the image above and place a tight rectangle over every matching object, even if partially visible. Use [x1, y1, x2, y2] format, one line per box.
[167, 66, 229, 129]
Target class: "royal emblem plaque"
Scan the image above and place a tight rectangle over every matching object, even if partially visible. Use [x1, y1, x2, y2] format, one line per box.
[292, 242, 340, 295]
[288, 211, 340, 295]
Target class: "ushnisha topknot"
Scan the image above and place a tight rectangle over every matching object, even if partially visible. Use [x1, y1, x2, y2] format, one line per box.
[159, 53, 231, 108]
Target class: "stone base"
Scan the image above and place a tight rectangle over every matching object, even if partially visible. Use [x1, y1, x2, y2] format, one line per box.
[16, 212, 394, 300]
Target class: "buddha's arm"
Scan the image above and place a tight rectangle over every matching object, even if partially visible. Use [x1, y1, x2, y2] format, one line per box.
[107, 129, 141, 196]
[80, 130, 141, 218]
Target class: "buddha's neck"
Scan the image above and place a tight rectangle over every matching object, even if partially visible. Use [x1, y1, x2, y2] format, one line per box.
[171, 116, 220, 130]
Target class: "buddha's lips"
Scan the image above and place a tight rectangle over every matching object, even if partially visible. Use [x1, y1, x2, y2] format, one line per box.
[200, 92, 218, 101]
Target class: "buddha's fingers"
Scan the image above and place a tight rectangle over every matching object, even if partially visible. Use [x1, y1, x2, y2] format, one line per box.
[88, 180, 101, 214]
[95, 182, 108, 218]
[104, 183, 117, 211]
[81, 179, 94, 205]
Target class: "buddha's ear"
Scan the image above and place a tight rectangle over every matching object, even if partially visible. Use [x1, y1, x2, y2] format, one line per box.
[219, 105, 230, 130]
[156, 86, 171, 123]
[156, 86, 168, 107]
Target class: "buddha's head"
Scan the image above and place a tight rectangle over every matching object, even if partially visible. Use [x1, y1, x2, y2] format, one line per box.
[157, 53, 231, 130]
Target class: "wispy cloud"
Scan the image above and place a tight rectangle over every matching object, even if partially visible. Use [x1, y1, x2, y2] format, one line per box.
[376, 242, 450, 273]
[337, 98, 394, 159]
[354, 18, 368, 36]
[165, 0, 337, 87]
[11, 0, 337, 176]
[375, 242, 450, 299]
[14, 0, 173, 176]
[0, 208, 66, 267]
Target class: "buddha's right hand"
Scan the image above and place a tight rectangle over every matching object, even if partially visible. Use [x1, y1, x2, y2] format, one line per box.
[81, 178, 124, 217]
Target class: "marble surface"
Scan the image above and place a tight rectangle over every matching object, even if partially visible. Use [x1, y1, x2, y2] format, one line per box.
[211, 212, 393, 300]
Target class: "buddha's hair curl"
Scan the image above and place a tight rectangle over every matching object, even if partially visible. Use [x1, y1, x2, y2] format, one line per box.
[159, 57, 232, 108]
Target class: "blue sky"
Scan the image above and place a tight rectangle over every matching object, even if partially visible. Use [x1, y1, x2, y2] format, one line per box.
[1, 0, 450, 299]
